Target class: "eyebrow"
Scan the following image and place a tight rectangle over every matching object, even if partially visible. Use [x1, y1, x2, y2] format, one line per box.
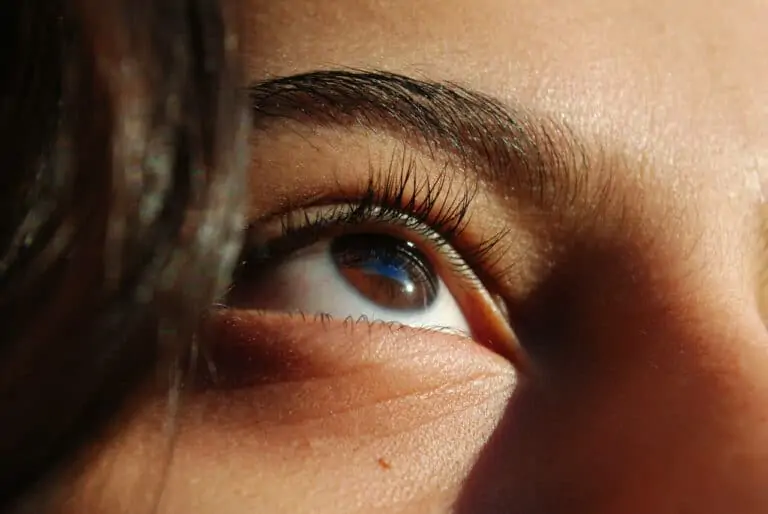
[248, 70, 592, 209]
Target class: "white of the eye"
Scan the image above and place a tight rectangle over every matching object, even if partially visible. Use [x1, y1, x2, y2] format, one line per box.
[261, 239, 470, 334]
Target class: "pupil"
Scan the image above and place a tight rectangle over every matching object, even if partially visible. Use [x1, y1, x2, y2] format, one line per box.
[330, 233, 438, 311]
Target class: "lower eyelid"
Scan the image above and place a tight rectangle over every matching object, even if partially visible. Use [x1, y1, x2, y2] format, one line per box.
[197, 309, 514, 391]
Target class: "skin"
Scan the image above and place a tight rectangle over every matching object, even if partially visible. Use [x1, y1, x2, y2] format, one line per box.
[35, 0, 768, 513]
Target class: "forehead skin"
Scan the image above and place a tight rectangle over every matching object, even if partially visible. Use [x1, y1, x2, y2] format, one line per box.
[245, 0, 768, 195]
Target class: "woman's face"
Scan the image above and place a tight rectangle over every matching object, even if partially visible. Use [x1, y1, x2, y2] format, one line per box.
[52, 1, 768, 513]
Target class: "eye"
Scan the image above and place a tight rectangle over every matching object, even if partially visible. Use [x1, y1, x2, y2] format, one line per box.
[225, 164, 526, 363]
[229, 230, 471, 333]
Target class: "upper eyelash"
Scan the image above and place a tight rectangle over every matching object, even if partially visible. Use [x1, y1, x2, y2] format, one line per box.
[236, 151, 505, 280]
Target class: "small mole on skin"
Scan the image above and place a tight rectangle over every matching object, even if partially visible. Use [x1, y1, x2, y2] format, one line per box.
[377, 457, 392, 470]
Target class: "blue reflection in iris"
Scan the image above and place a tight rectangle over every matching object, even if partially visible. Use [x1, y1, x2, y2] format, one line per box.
[358, 258, 415, 293]
[331, 233, 437, 309]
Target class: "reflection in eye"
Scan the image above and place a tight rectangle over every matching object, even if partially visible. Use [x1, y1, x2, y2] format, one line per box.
[332, 233, 438, 311]
[232, 231, 471, 333]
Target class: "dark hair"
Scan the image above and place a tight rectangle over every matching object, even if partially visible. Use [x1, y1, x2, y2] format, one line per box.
[0, 0, 248, 508]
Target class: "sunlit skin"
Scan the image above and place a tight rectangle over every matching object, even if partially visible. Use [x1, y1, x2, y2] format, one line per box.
[36, 1, 768, 513]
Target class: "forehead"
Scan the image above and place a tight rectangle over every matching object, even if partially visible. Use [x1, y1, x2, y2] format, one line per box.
[243, 0, 768, 197]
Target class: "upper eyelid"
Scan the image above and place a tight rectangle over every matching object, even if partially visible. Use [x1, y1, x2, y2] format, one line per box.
[234, 150, 522, 301]
[249, 204, 474, 273]
[241, 160, 497, 274]
[243, 126, 540, 291]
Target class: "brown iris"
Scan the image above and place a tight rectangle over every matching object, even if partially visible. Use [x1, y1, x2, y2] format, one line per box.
[330, 234, 438, 311]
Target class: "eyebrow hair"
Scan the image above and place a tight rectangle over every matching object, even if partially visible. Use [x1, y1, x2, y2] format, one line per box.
[248, 70, 592, 209]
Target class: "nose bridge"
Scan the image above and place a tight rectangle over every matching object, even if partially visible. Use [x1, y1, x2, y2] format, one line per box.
[620, 250, 767, 397]
[516, 230, 768, 508]
[641, 315, 767, 511]
[580, 242, 768, 420]
[576, 268, 768, 511]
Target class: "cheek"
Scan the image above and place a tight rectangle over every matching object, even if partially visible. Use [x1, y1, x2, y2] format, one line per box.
[51, 313, 517, 514]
